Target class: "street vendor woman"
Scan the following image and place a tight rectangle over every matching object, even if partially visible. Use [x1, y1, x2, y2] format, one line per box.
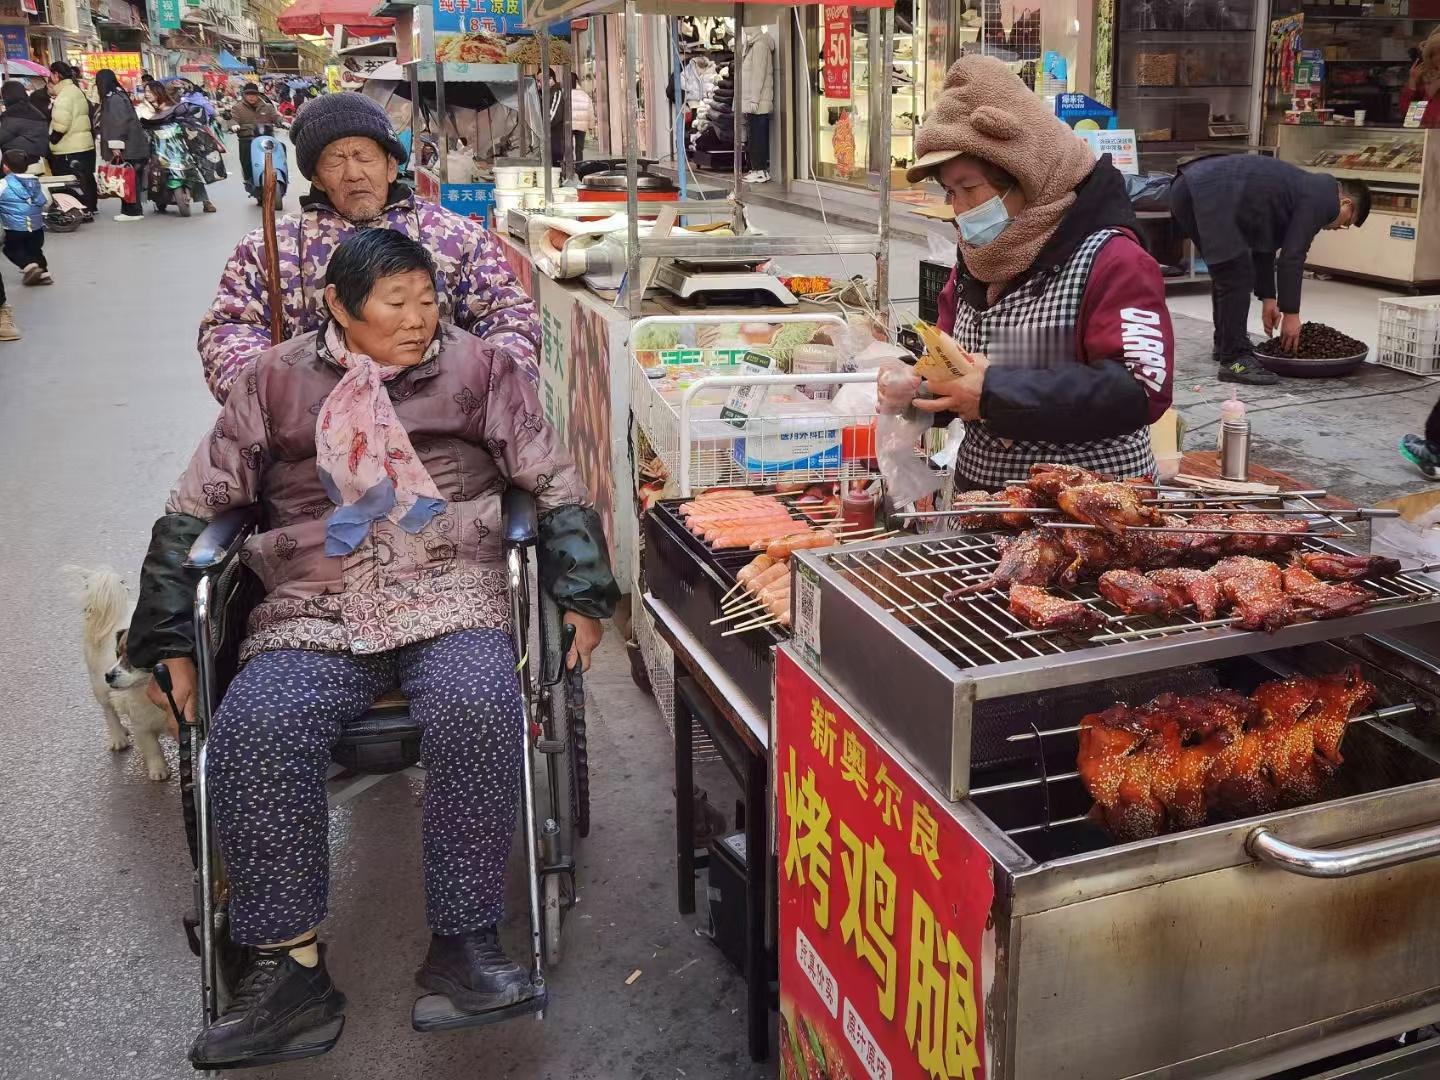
[1167, 154, 1369, 386]
[887, 55, 1174, 489]
[198, 93, 540, 402]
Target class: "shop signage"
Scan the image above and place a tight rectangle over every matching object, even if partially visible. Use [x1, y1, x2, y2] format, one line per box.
[822, 5, 850, 99]
[433, 0, 528, 43]
[1079, 128, 1138, 174]
[1056, 93, 1116, 129]
[82, 51, 142, 79]
[152, 0, 181, 30]
[438, 180, 495, 223]
[0, 24, 28, 60]
[776, 648, 993, 1080]
[1391, 222, 1417, 240]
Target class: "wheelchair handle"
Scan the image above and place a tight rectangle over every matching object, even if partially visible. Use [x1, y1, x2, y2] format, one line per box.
[546, 623, 577, 687]
[153, 661, 187, 729]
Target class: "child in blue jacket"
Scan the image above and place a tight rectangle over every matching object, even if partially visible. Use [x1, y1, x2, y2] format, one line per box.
[0, 150, 51, 286]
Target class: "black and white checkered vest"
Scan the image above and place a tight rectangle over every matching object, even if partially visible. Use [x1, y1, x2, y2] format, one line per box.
[950, 227, 1158, 490]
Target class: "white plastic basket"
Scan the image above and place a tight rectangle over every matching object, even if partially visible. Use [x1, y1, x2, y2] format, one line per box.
[1377, 296, 1440, 375]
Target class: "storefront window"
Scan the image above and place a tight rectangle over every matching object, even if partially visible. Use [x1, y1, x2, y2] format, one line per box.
[810, 0, 1084, 186]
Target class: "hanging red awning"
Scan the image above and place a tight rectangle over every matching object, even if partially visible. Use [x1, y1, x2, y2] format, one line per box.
[276, 0, 393, 37]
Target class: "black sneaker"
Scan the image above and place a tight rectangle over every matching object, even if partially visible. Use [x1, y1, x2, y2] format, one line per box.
[1218, 356, 1280, 385]
[1400, 434, 1440, 480]
[189, 944, 346, 1067]
[416, 926, 534, 1013]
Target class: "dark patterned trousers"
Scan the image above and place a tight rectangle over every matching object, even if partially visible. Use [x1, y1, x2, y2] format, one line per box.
[207, 629, 523, 944]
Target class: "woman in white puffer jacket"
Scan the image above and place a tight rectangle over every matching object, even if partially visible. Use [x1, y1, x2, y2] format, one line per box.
[570, 73, 593, 161]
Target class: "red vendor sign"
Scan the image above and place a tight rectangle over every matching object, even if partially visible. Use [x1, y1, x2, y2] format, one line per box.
[775, 648, 994, 1080]
[822, 5, 851, 99]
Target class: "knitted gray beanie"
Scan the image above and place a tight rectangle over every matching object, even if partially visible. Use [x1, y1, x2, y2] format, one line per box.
[290, 93, 407, 180]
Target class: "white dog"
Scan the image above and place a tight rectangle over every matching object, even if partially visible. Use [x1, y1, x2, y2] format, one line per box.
[67, 566, 172, 781]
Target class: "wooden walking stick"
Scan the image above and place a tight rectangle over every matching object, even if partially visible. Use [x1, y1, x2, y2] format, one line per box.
[261, 146, 284, 345]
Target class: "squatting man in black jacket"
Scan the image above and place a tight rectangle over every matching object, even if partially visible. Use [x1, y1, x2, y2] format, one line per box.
[1167, 154, 1370, 386]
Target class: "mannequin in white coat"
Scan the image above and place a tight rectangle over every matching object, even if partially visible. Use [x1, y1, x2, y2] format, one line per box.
[740, 27, 775, 183]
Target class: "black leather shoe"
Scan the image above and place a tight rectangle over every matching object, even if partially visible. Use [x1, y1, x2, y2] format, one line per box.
[416, 926, 533, 1013]
[189, 945, 346, 1067]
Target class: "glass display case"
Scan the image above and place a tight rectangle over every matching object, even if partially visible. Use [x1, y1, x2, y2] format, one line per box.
[1114, 0, 1259, 169]
[1276, 123, 1440, 286]
[1263, 5, 1440, 131]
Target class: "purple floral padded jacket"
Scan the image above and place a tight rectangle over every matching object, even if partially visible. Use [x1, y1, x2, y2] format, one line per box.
[133, 324, 617, 666]
[197, 186, 539, 402]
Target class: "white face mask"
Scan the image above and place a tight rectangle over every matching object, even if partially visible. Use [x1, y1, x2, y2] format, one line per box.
[954, 187, 1013, 247]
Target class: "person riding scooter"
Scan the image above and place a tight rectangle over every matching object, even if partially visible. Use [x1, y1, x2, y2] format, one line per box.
[230, 82, 282, 199]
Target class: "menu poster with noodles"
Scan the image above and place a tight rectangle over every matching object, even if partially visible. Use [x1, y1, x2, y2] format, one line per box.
[823, 5, 852, 99]
[776, 647, 993, 1080]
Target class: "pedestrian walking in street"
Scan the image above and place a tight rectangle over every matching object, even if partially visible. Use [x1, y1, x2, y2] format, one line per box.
[199, 93, 538, 402]
[0, 253, 15, 341]
[130, 228, 615, 1070]
[1, 150, 51, 287]
[46, 62, 97, 212]
[1166, 155, 1370, 386]
[141, 81, 223, 216]
[0, 81, 50, 162]
[95, 69, 149, 222]
[570, 73, 592, 162]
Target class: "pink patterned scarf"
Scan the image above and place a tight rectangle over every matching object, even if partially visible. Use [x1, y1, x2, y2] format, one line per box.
[316, 321, 445, 556]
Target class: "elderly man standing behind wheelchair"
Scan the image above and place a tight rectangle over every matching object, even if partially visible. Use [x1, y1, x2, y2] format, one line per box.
[128, 228, 617, 1069]
[197, 93, 541, 402]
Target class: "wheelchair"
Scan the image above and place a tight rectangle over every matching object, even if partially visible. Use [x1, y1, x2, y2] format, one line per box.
[164, 489, 589, 1068]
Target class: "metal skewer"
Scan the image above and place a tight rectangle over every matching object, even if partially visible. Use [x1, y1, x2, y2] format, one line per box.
[1040, 523, 1346, 538]
[1006, 813, 1092, 836]
[1002, 702, 1420, 744]
[721, 615, 784, 636]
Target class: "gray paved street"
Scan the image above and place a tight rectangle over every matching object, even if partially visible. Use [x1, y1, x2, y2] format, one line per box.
[0, 151, 770, 1080]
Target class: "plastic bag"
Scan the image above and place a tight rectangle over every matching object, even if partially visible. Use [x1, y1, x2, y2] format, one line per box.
[97, 162, 136, 202]
[1124, 171, 1174, 211]
[874, 358, 945, 507]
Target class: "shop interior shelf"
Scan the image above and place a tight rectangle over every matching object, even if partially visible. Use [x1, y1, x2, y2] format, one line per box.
[1296, 163, 1421, 183]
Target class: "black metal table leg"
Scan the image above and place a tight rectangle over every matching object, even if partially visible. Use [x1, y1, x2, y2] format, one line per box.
[675, 675, 697, 915]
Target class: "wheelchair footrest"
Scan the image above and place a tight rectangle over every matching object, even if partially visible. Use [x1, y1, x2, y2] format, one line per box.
[411, 984, 548, 1033]
[193, 1016, 345, 1071]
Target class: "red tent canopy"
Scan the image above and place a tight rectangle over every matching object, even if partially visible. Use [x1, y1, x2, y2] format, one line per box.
[276, 0, 394, 37]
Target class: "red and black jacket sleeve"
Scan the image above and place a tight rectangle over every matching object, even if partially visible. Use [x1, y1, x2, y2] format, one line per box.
[978, 234, 1174, 442]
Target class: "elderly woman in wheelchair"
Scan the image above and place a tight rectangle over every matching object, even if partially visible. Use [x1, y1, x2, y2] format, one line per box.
[127, 228, 617, 1069]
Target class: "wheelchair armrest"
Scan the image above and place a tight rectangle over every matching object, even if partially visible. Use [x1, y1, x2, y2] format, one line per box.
[185, 506, 261, 571]
[501, 488, 539, 548]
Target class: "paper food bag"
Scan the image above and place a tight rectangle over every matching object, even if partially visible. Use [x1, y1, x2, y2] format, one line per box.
[1372, 489, 1440, 573]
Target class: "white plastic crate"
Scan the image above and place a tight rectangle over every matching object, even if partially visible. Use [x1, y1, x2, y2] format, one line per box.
[1377, 296, 1440, 375]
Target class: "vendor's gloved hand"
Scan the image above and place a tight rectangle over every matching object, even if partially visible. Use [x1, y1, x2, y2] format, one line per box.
[1262, 298, 1281, 339]
[1280, 312, 1302, 353]
[147, 656, 197, 740]
[563, 611, 603, 673]
[876, 360, 922, 415]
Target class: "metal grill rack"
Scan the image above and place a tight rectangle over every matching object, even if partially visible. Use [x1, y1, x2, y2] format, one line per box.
[822, 532, 1440, 669]
[958, 639, 1437, 861]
